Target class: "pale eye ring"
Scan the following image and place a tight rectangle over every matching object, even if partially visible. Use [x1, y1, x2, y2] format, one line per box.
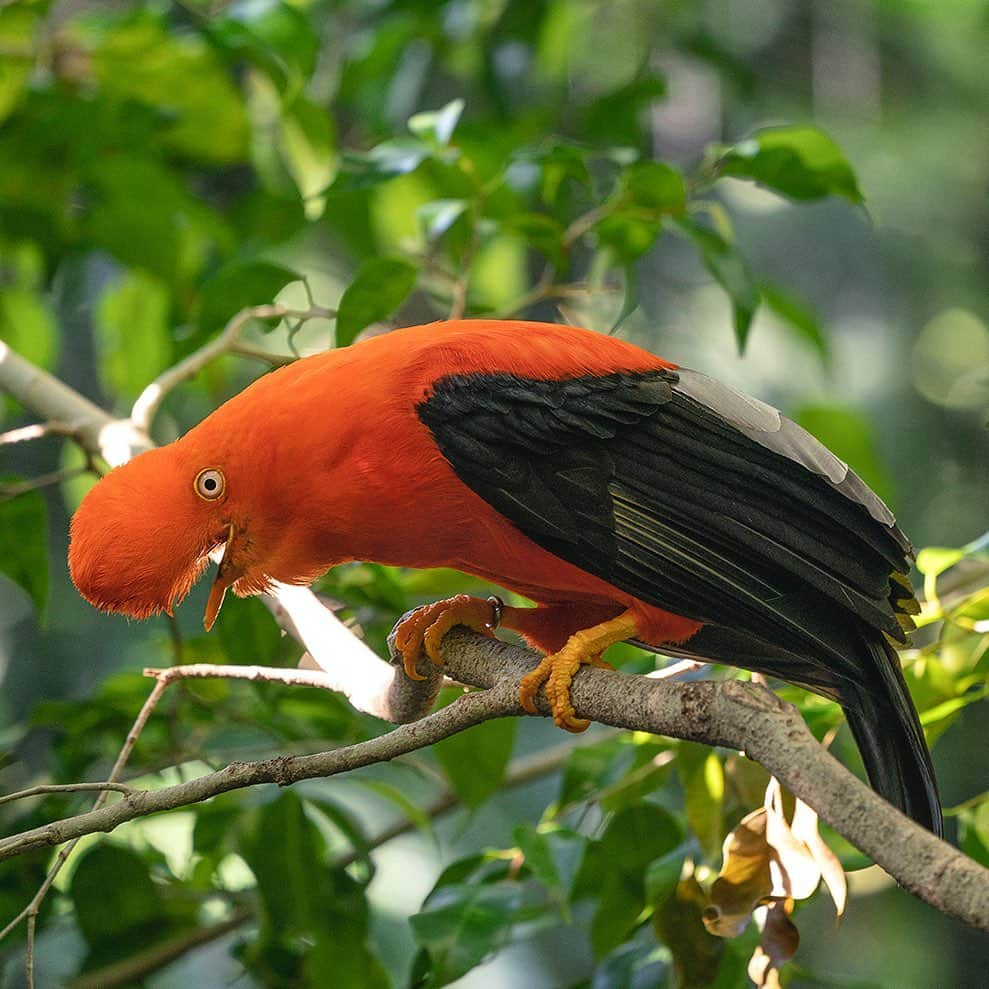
[194, 468, 226, 501]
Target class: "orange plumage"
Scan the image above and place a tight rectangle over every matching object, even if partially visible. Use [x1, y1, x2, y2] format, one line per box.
[69, 319, 941, 834]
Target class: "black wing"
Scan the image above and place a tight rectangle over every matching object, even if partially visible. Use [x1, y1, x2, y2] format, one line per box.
[418, 367, 941, 833]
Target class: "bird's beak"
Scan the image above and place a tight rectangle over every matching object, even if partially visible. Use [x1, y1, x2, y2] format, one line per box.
[204, 522, 242, 631]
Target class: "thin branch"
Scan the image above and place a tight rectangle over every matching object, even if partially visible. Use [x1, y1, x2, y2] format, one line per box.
[141, 662, 370, 691]
[0, 675, 521, 864]
[1, 630, 987, 932]
[262, 583, 444, 724]
[63, 736, 585, 988]
[0, 782, 137, 807]
[66, 907, 254, 989]
[447, 211, 480, 320]
[129, 303, 334, 433]
[0, 466, 92, 502]
[0, 340, 148, 466]
[493, 280, 593, 320]
[0, 676, 171, 951]
[647, 659, 707, 680]
[0, 422, 76, 445]
[228, 342, 297, 366]
[562, 204, 615, 248]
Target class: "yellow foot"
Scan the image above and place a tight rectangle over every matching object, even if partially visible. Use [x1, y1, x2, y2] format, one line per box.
[393, 594, 500, 681]
[518, 611, 637, 732]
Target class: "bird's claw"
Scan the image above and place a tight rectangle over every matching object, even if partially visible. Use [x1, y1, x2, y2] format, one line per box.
[518, 611, 634, 733]
[393, 594, 499, 681]
[519, 649, 606, 732]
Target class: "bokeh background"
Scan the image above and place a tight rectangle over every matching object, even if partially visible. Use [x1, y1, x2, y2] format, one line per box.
[1, 1, 987, 986]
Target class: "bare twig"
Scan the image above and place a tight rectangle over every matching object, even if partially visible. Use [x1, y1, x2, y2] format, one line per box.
[129, 303, 334, 433]
[0, 782, 137, 807]
[1, 630, 987, 932]
[0, 676, 171, 958]
[0, 340, 149, 466]
[63, 736, 586, 988]
[263, 583, 443, 723]
[0, 422, 76, 445]
[229, 342, 297, 366]
[0, 466, 92, 502]
[66, 907, 254, 989]
[647, 659, 707, 680]
[562, 204, 615, 248]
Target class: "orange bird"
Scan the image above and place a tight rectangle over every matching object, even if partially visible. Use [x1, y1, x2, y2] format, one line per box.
[69, 320, 941, 834]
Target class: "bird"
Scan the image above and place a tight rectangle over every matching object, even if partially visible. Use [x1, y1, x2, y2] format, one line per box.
[68, 319, 941, 835]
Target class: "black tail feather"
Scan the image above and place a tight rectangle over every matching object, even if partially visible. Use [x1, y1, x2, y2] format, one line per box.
[645, 624, 943, 836]
[840, 639, 942, 836]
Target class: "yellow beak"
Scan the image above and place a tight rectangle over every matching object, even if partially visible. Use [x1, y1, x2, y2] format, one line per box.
[204, 523, 240, 631]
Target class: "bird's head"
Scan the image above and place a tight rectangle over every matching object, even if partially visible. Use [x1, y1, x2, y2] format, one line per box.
[69, 438, 286, 629]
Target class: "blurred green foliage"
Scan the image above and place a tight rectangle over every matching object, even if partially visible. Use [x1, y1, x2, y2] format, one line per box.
[0, 1, 987, 987]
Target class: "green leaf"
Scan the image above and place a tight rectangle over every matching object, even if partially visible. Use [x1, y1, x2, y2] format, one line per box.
[95, 269, 172, 402]
[305, 795, 374, 880]
[337, 139, 433, 189]
[434, 707, 517, 809]
[70, 844, 166, 947]
[620, 161, 686, 214]
[242, 792, 331, 935]
[89, 9, 249, 163]
[596, 211, 663, 261]
[239, 793, 386, 987]
[215, 595, 283, 666]
[0, 483, 47, 617]
[713, 125, 864, 204]
[280, 96, 338, 212]
[418, 199, 469, 242]
[958, 798, 989, 868]
[602, 805, 683, 873]
[581, 806, 684, 956]
[85, 156, 213, 284]
[410, 882, 520, 987]
[195, 260, 300, 334]
[0, 287, 57, 371]
[558, 736, 636, 807]
[645, 848, 688, 908]
[514, 825, 585, 905]
[916, 546, 967, 579]
[210, 0, 320, 88]
[759, 283, 829, 362]
[0, 6, 39, 125]
[409, 99, 465, 147]
[678, 742, 725, 858]
[335, 256, 417, 346]
[680, 220, 759, 350]
[503, 213, 567, 266]
[591, 870, 649, 957]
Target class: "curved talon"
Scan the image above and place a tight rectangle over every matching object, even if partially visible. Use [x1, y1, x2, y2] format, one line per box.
[394, 594, 500, 681]
[517, 611, 638, 733]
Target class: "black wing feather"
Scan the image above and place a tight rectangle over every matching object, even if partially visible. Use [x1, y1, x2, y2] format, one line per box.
[418, 366, 940, 834]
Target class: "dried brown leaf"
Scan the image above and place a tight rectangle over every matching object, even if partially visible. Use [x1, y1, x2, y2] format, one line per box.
[791, 797, 847, 917]
[764, 778, 822, 900]
[703, 806, 773, 937]
[748, 900, 800, 988]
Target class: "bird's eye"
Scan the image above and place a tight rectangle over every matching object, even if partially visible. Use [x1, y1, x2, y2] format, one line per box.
[194, 468, 226, 501]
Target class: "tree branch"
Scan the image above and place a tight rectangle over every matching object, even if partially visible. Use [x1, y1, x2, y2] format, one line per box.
[129, 303, 332, 433]
[0, 340, 150, 466]
[2, 326, 987, 938]
[1, 629, 987, 931]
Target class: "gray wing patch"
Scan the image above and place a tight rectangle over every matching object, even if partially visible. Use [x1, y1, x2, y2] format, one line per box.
[674, 368, 899, 532]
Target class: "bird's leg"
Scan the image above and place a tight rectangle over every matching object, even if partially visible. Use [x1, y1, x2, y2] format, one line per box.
[519, 610, 639, 732]
[393, 594, 501, 680]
